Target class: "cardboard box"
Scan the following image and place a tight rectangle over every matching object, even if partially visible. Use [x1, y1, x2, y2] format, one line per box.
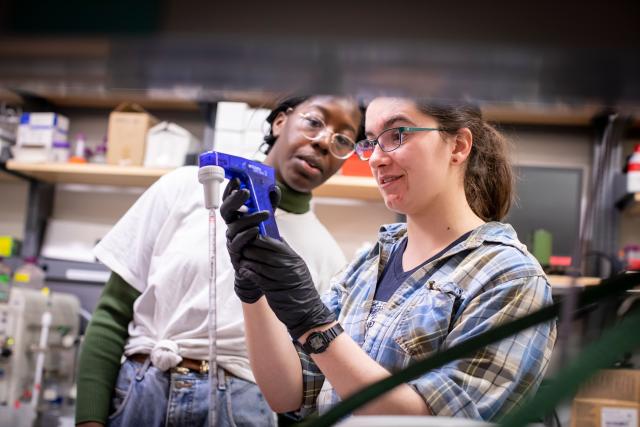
[107, 103, 158, 166]
[571, 369, 640, 427]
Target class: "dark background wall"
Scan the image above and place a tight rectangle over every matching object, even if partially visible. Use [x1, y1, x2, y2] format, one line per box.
[0, 0, 639, 108]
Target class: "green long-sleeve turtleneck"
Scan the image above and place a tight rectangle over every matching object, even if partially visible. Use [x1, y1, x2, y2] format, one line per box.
[75, 273, 140, 424]
[276, 180, 312, 214]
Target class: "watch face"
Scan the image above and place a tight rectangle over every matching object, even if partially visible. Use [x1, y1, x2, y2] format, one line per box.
[309, 334, 326, 350]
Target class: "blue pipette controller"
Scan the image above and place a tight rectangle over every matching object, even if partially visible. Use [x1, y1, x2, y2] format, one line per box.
[198, 150, 280, 240]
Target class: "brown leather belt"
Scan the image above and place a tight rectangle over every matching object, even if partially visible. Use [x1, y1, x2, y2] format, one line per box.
[129, 353, 210, 374]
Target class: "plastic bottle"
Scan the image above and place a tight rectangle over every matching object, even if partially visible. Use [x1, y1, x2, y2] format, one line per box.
[627, 143, 640, 193]
[69, 133, 87, 164]
[50, 141, 70, 163]
[91, 137, 107, 164]
[13, 257, 46, 290]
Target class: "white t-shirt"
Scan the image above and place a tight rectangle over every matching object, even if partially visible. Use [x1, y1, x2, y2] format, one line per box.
[93, 166, 346, 382]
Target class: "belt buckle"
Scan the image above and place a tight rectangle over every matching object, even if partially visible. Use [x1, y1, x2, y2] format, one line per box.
[199, 360, 209, 374]
[174, 366, 189, 375]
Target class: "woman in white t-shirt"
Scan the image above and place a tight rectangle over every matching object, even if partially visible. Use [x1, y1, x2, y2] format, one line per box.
[75, 95, 363, 427]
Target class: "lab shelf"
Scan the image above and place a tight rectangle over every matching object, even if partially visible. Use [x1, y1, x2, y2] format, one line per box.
[481, 104, 600, 126]
[5, 160, 382, 200]
[5, 161, 173, 187]
[616, 192, 640, 216]
[313, 175, 380, 201]
[3, 86, 611, 127]
[547, 275, 601, 288]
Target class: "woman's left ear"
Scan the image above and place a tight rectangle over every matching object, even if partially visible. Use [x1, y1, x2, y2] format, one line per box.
[451, 128, 473, 164]
[271, 108, 292, 139]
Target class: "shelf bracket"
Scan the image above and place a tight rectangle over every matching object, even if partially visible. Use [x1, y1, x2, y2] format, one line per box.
[0, 160, 35, 183]
[22, 179, 55, 259]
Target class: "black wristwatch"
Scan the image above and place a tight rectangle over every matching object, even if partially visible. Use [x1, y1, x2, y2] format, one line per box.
[302, 323, 344, 354]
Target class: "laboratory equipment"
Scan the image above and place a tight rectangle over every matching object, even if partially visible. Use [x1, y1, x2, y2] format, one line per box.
[0, 258, 10, 303]
[0, 104, 19, 162]
[198, 150, 279, 427]
[198, 150, 280, 239]
[0, 287, 81, 409]
[12, 258, 45, 290]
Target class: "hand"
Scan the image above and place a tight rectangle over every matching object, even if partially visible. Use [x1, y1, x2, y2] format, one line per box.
[234, 235, 335, 340]
[220, 178, 280, 303]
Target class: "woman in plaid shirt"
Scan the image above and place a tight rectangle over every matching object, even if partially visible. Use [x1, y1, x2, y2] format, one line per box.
[222, 97, 557, 421]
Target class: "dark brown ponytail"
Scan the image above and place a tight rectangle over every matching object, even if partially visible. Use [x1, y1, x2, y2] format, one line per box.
[415, 101, 513, 221]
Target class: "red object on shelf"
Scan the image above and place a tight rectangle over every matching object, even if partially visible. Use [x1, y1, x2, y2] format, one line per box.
[341, 154, 372, 177]
[550, 256, 572, 267]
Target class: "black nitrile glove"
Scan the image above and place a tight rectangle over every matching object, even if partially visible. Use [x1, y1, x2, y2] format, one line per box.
[220, 178, 281, 304]
[234, 235, 335, 340]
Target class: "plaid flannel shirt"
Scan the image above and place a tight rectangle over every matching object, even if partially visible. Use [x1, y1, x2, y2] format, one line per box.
[295, 221, 556, 421]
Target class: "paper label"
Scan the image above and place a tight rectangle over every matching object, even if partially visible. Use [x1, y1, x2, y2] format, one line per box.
[602, 407, 638, 427]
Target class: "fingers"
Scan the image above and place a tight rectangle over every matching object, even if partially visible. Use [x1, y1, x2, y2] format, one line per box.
[242, 245, 293, 266]
[238, 264, 281, 288]
[269, 185, 281, 210]
[226, 211, 270, 240]
[251, 235, 295, 253]
[228, 226, 260, 256]
[220, 187, 250, 223]
[222, 178, 241, 201]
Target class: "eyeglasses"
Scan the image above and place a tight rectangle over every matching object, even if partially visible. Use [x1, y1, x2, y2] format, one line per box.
[355, 126, 447, 161]
[298, 113, 357, 160]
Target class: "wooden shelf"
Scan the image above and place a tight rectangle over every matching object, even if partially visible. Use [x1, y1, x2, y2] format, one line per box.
[5, 161, 381, 199]
[5, 161, 173, 187]
[482, 104, 601, 126]
[617, 192, 640, 216]
[314, 175, 380, 200]
[13, 88, 280, 111]
[7, 84, 625, 126]
[547, 275, 601, 288]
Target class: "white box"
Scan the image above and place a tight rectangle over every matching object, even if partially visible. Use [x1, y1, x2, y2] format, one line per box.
[42, 219, 112, 263]
[244, 108, 271, 132]
[213, 130, 244, 156]
[17, 112, 69, 149]
[215, 102, 248, 131]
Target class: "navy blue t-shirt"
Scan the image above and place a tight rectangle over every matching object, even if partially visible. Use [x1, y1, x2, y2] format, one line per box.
[373, 231, 472, 302]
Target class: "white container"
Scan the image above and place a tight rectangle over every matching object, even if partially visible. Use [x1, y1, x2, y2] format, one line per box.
[10, 145, 49, 163]
[144, 121, 198, 168]
[50, 141, 70, 163]
[627, 143, 640, 193]
[215, 102, 248, 131]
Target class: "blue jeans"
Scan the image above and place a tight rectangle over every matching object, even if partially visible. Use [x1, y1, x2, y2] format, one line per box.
[107, 359, 276, 427]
